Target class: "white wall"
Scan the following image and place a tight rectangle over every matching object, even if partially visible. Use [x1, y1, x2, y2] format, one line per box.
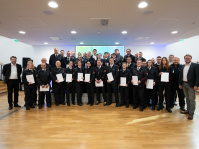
[0, 36, 35, 65]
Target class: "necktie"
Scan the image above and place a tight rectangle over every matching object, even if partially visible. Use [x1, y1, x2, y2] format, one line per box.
[148, 67, 151, 70]
[137, 67, 140, 71]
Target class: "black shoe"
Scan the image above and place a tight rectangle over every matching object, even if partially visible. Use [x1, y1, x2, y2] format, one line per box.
[8, 106, 13, 110]
[180, 107, 185, 111]
[140, 107, 143, 111]
[133, 106, 138, 109]
[96, 101, 100, 105]
[62, 102, 65, 105]
[87, 102, 90, 105]
[166, 108, 172, 113]
[56, 103, 59, 106]
[39, 105, 42, 109]
[26, 106, 30, 110]
[78, 103, 83, 106]
[67, 103, 70, 106]
[90, 104, 93, 106]
[72, 102, 75, 105]
[14, 104, 21, 107]
[126, 105, 129, 108]
[116, 103, 119, 107]
[104, 102, 107, 106]
[30, 105, 35, 108]
[157, 106, 161, 111]
[151, 106, 155, 110]
[33, 102, 37, 106]
[119, 103, 124, 107]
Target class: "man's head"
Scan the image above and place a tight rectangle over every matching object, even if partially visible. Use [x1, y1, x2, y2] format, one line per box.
[174, 57, 180, 65]
[98, 53, 102, 59]
[97, 60, 102, 67]
[152, 58, 155, 64]
[66, 51, 70, 57]
[55, 61, 61, 68]
[87, 51, 91, 58]
[41, 58, 47, 64]
[54, 48, 59, 54]
[135, 53, 138, 58]
[127, 56, 132, 64]
[104, 52, 108, 58]
[41, 63, 46, 70]
[115, 49, 119, 55]
[169, 54, 174, 62]
[137, 60, 142, 67]
[71, 51, 75, 57]
[83, 52, 86, 57]
[93, 49, 97, 55]
[138, 52, 143, 58]
[78, 55, 82, 61]
[77, 60, 82, 67]
[60, 50, 65, 56]
[87, 61, 91, 68]
[112, 53, 116, 59]
[156, 56, 161, 64]
[10, 56, 17, 65]
[126, 49, 131, 55]
[122, 62, 127, 70]
[142, 61, 147, 68]
[109, 58, 114, 65]
[69, 61, 73, 68]
[184, 54, 192, 64]
[107, 52, 110, 58]
[147, 60, 153, 67]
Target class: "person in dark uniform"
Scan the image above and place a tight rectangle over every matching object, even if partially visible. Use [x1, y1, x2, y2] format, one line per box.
[131, 60, 148, 111]
[22, 61, 37, 110]
[65, 61, 76, 106]
[126, 56, 136, 70]
[65, 51, 71, 68]
[83, 51, 95, 68]
[157, 57, 174, 112]
[36, 63, 51, 109]
[83, 61, 95, 106]
[70, 51, 77, 65]
[37, 58, 52, 71]
[50, 61, 66, 106]
[91, 49, 98, 61]
[103, 52, 109, 67]
[106, 58, 119, 107]
[82, 52, 87, 61]
[123, 49, 136, 63]
[74, 60, 84, 106]
[119, 62, 131, 108]
[115, 49, 123, 68]
[49, 48, 66, 68]
[3, 56, 22, 110]
[138, 52, 146, 62]
[170, 57, 185, 110]
[95, 60, 107, 105]
[145, 60, 158, 110]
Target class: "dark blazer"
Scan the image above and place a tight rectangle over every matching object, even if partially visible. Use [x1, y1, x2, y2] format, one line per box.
[65, 67, 76, 85]
[158, 66, 174, 85]
[94, 66, 106, 81]
[36, 69, 51, 86]
[37, 63, 52, 72]
[84, 67, 95, 83]
[49, 54, 66, 68]
[123, 54, 136, 63]
[146, 66, 158, 83]
[22, 69, 37, 88]
[105, 64, 119, 84]
[131, 66, 148, 87]
[3, 63, 22, 83]
[179, 63, 199, 87]
[73, 67, 85, 81]
[119, 69, 131, 87]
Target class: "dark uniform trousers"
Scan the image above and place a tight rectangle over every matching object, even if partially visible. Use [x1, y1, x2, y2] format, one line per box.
[107, 83, 119, 104]
[75, 82, 83, 104]
[24, 85, 36, 107]
[145, 85, 157, 106]
[86, 82, 95, 104]
[120, 86, 129, 105]
[158, 83, 171, 108]
[171, 84, 185, 108]
[39, 91, 50, 106]
[133, 86, 145, 107]
[66, 83, 75, 104]
[96, 85, 107, 103]
[7, 79, 19, 106]
[54, 82, 65, 104]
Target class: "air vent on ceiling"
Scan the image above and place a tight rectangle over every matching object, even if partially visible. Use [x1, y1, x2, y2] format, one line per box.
[50, 37, 65, 41]
[90, 18, 110, 27]
[135, 37, 150, 41]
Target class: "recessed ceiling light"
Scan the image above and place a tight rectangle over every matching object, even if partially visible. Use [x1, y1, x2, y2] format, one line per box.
[19, 31, 26, 34]
[122, 31, 127, 34]
[48, 1, 58, 8]
[150, 42, 154, 45]
[44, 42, 48, 45]
[71, 31, 77, 34]
[171, 31, 178, 34]
[80, 42, 84, 44]
[115, 42, 119, 45]
[138, 2, 148, 8]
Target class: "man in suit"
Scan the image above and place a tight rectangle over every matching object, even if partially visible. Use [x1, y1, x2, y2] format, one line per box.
[49, 48, 66, 68]
[115, 49, 123, 68]
[70, 51, 77, 64]
[91, 49, 98, 60]
[3, 56, 22, 110]
[65, 51, 71, 68]
[138, 52, 146, 62]
[37, 58, 52, 72]
[83, 51, 95, 68]
[123, 49, 136, 63]
[179, 54, 199, 120]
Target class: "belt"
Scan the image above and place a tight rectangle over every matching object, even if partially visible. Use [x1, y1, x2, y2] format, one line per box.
[183, 81, 188, 83]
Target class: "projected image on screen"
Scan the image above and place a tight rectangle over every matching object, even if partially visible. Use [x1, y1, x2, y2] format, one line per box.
[76, 46, 124, 57]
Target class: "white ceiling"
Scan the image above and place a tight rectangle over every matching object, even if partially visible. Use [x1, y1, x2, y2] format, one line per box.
[0, 0, 199, 46]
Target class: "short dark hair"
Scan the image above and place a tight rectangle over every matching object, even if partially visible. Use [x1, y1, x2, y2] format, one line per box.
[10, 56, 17, 60]
[137, 59, 142, 62]
[139, 52, 143, 54]
[157, 56, 161, 59]
[184, 54, 192, 59]
[93, 49, 97, 52]
[126, 49, 131, 51]
[60, 50, 64, 52]
[27, 59, 33, 62]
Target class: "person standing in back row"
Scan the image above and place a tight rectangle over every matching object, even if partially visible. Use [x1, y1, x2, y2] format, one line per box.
[179, 54, 199, 120]
[49, 48, 66, 68]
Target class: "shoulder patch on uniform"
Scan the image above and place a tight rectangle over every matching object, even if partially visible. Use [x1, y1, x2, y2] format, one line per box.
[93, 71, 95, 73]
[104, 70, 106, 72]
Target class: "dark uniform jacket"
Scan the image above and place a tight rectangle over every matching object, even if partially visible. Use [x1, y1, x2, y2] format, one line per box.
[83, 57, 95, 68]
[22, 69, 37, 88]
[123, 54, 136, 63]
[65, 67, 75, 85]
[37, 63, 52, 72]
[127, 63, 136, 71]
[119, 69, 131, 86]
[170, 63, 182, 86]
[49, 54, 66, 68]
[146, 66, 158, 83]
[74, 67, 85, 81]
[94, 66, 106, 81]
[158, 66, 174, 85]
[50, 67, 66, 83]
[36, 69, 51, 86]
[131, 66, 148, 87]
[84, 67, 95, 83]
[105, 64, 119, 85]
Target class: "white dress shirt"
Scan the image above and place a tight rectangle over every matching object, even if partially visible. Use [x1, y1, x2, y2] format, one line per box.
[183, 63, 191, 82]
[9, 64, 18, 79]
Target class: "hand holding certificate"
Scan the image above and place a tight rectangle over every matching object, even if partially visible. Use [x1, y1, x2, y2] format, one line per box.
[78, 73, 83, 81]
[95, 80, 103, 87]
[132, 76, 138, 85]
[107, 72, 114, 82]
[161, 72, 169, 82]
[56, 73, 64, 82]
[40, 85, 50, 92]
[26, 74, 35, 84]
[120, 77, 126, 86]
[146, 79, 153, 89]
[85, 74, 90, 82]
[66, 74, 72, 82]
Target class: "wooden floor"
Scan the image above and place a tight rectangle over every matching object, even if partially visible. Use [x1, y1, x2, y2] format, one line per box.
[0, 92, 199, 149]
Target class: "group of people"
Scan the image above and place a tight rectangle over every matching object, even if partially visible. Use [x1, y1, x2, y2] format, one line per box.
[2, 48, 199, 120]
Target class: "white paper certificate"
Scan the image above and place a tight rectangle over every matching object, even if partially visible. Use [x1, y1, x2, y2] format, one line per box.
[132, 76, 138, 86]
[107, 72, 114, 81]
[78, 73, 83, 81]
[56, 73, 64, 82]
[66, 74, 72, 82]
[161, 72, 169, 82]
[120, 77, 126, 86]
[85, 74, 90, 82]
[95, 80, 103, 87]
[40, 85, 50, 92]
[26, 74, 35, 84]
[146, 79, 153, 89]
